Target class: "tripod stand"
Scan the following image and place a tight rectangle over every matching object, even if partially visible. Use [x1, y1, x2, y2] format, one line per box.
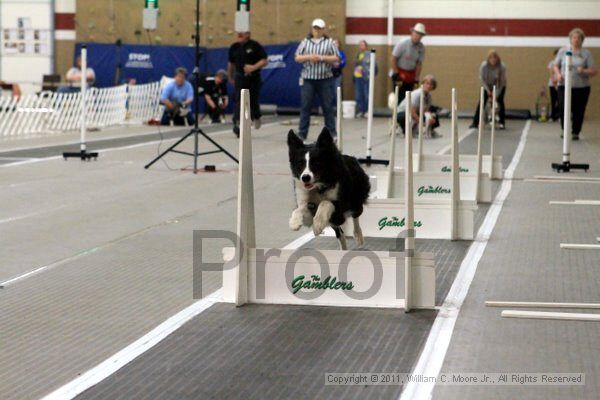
[144, 0, 238, 172]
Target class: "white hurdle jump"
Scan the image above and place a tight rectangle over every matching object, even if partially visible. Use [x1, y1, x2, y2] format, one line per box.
[372, 86, 491, 204]
[221, 89, 436, 310]
[413, 85, 503, 180]
[342, 89, 476, 240]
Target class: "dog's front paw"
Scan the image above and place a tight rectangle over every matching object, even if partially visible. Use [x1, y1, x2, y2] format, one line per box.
[289, 210, 304, 231]
[289, 216, 303, 231]
[312, 215, 328, 236]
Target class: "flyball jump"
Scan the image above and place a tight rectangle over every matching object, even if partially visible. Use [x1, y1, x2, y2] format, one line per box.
[372, 86, 492, 204]
[413, 85, 503, 181]
[337, 89, 477, 240]
[221, 89, 436, 311]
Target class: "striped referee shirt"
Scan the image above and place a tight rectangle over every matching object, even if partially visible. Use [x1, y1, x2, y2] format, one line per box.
[295, 36, 340, 80]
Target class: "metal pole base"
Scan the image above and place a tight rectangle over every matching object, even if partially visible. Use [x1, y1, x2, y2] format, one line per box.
[63, 150, 98, 161]
[358, 156, 389, 167]
[551, 161, 590, 173]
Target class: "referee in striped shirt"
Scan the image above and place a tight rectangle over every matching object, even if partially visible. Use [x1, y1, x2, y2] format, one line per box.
[294, 18, 340, 140]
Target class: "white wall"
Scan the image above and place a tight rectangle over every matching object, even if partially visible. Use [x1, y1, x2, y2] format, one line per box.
[347, 0, 600, 19]
[0, 0, 54, 93]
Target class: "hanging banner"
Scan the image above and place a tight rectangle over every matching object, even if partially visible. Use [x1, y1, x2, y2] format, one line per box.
[74, 42, 302, 108]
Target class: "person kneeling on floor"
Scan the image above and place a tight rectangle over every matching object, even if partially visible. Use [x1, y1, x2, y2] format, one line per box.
[203, 70, 229, 124]
[397, 74, 440, 138]
[160, 67, 195, 126]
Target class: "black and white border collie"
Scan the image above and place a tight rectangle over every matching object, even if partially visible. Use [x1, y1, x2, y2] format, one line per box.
[287, 128, 371, 250]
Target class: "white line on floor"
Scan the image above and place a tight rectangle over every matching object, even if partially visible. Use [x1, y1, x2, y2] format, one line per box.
[41, 289, 224, 400]
[0, 205, 67, 226]
[0, 156, 37, 160]
[38, 219, 315, 399]
[399, 120, 531, 400]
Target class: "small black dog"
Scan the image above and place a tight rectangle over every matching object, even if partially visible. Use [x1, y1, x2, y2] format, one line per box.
[287, 127, 371, 249]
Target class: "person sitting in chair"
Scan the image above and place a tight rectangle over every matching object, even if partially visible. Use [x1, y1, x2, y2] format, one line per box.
[160, 67, 195, 126]
[203, 70, 229, 123]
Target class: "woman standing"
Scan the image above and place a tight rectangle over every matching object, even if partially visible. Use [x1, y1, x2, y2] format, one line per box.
[353, 40, 377, 118]
[469, 50, 507, 130]
[294, 18, 340, 141]
[553, 28, 597, 140]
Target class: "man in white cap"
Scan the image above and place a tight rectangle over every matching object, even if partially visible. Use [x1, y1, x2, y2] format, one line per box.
[294, 18, 340, 140]
[391, 22, 426, 103]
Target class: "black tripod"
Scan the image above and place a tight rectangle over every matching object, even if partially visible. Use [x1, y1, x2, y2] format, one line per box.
[144, 0, 238, 172]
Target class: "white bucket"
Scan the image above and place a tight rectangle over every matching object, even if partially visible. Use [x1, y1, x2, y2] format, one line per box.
[342, 100, 356, 119]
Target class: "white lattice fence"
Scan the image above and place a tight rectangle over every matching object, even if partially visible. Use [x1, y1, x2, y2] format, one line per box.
[127, 81, 162, 123]
[0, 81, 162, 139]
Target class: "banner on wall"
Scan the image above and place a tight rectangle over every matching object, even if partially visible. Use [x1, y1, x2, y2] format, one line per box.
[74, 42, 302, 108]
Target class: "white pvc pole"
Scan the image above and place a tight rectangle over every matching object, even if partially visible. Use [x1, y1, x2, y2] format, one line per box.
[416, 84, 424, 172]
[502, 310, 600, 322]
[80, 47, 87, 152]
[562, 53, 572, 164]
[475, 86, 484, 203]
[490, 85, 496, 164]
[365, 50, 376, 158]
[486, 301, 600, 309]
[450, 88, 459, 240]
[404, 90, 414, 313]
[336, 85, 342, 152]
[386, 85, 400, 198]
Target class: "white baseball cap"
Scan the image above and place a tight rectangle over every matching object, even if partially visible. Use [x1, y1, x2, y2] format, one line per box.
[312, 18, 326, 29]
[410, 22, 427, 36]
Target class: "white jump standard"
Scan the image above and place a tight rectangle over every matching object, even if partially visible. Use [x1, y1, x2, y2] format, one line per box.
[62, 45, 99, 161]
[358, 49, 388, 167]
[222, 89, 436, 310]
[551, 51, 589, 173]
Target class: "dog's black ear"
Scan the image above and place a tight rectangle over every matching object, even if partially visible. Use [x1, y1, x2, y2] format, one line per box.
[287, 130, 304, 149]
[316, 127, 334, 148]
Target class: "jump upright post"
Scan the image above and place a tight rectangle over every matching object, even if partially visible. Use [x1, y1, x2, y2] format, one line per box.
[450, 88, 460, 240]
[404, 90, 415, 312]
[63, 45, 98, 161]
[475, 86, 485, 203]
[336, 86, 343, 152]
[551, 51, 589, 173]
[416, 84, 424, 172]
[359, 49, 388, 166]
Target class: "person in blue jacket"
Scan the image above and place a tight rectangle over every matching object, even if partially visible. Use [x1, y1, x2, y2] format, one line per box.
[160, 67, 195, 126]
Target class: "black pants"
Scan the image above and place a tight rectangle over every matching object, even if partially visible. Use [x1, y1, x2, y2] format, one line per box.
[393, 79, 416, 105]
[558, 86, 591, 136]
[472, 87, 506, 126]
[233, 74, 261, 125]
[397, 111, 440, 134]
[207, 105, 225, 123]
[549, 86, 559, 121]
